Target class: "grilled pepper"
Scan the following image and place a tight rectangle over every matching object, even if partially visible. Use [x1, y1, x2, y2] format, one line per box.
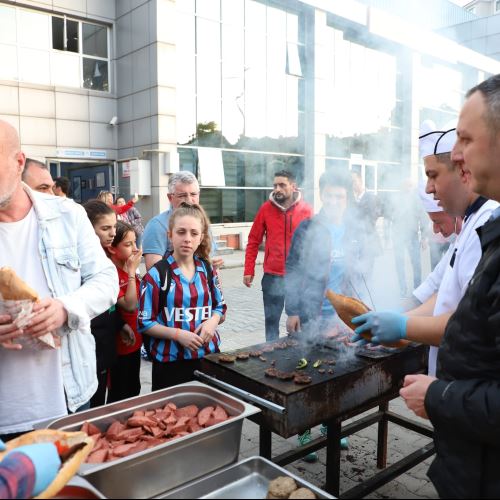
[296, 358, 308, 370]
[313, 360, 322, 369]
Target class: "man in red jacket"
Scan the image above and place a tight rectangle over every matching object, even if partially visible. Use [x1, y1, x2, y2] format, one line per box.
[244, 170, 313, 341]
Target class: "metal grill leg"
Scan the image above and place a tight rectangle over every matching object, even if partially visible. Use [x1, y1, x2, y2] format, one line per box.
[377, 402, 389, 469]
[325, 420, 342, 497]
[260, 427, 272, 459]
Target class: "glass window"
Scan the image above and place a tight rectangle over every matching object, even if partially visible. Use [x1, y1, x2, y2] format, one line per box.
[66, 19, 79, 52]
[19, 10, 49, 50]
[83, 58, 108, 91]
[196, 0, 220, 21]
[0, 5, 16, 44]
[52, 17, 79, 53]
[245, 0, 266, 33]
[221, 0, 244, 25]
[82, 22, 107, 58]
[201, 188, 271, 223]
[496, 1, 500, 13]
[52, 17, 64, 50]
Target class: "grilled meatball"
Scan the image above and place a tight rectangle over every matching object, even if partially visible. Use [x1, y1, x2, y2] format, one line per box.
[267, 476, 297, 499]
[265, 368, 279, 378]
[249, 350, 263, 357]
[236, 352, 250, 360]
[294, 374, 312, 385]
[276, 371, 295, 381]
[219, 354, 237, 363]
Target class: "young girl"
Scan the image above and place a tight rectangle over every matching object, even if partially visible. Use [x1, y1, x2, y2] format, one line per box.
[138, 203, 227, 390]
[83, 200, 123, 407]
[107, 221, 143, 402]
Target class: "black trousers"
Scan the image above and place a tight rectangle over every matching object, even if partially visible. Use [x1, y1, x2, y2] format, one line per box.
[108, 349, 142, 403]
[90, 367, 110, 408]
[261, 273, 285, 342]
[152, 359, 201, 391]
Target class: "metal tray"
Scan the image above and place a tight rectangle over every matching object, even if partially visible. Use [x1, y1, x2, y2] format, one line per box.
[160, 456, 335, 499]
[48, 382, 260, 499]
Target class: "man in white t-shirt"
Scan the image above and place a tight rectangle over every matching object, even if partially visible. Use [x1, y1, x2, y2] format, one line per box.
[0, 120, 118, 441]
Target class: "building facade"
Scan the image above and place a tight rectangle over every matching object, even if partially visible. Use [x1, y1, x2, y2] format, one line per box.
[1, 0, 499, 247]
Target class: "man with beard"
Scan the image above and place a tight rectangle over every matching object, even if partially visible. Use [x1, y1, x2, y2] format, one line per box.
[244, 169, 312, 342]
[352, 122, 498, 376]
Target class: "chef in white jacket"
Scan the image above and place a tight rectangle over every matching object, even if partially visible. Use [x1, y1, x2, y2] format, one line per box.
[352, 121, 499, 376]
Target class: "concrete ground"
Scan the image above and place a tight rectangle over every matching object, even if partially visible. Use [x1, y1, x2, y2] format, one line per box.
[139, 249, 438, 499]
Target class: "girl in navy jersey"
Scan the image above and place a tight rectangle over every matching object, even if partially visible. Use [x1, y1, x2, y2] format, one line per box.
[138, 203, 226, 390]
[107, 221, 143, 402]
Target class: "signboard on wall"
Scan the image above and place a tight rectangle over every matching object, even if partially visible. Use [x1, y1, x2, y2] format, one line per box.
[56, 149, 108, 159]
[122, 161, 131, 178]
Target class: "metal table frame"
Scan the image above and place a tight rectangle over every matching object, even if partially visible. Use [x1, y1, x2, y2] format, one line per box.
[256, 393, 435, 498]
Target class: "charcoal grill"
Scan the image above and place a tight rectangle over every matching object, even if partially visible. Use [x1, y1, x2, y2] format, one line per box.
[198, 338, 434, 498]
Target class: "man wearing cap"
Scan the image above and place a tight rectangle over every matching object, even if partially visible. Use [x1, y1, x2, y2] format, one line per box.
[419, 184, 458, 270]
[405, 185, 462, 311]
[352, 121, 498, 376]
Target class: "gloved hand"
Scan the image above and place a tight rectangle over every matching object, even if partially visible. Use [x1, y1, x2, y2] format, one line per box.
[0, 439, 5, 452]
[351, 311, 408, 345]
[7, 443, 61, 497]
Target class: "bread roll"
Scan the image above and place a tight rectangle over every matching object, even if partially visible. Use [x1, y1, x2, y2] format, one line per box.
[0, 267, 39, 302]
[325, 290, 408, 349]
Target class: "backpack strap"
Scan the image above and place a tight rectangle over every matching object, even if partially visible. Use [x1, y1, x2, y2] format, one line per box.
[143, 258, 172, 356]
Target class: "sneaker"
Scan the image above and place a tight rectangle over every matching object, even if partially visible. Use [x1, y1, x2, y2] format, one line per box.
[297, 430, 318, 463]
[320, 424, 349, 449]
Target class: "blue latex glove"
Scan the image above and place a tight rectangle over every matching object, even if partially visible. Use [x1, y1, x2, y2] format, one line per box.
[0, 440, 5, 452]
[6, 443, 61, 497]
[351, 311, 408, 345]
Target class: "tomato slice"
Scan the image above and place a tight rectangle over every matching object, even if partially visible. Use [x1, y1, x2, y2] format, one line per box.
[54, 440, 69, 456]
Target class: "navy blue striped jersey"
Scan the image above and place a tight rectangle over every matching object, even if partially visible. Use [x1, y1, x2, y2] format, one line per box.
[138, 254, 227, 362]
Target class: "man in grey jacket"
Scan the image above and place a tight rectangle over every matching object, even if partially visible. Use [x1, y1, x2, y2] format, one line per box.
[0, 120, 118, 440]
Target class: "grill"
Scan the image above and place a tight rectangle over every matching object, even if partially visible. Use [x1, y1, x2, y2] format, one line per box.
[198, 338, 433, 497]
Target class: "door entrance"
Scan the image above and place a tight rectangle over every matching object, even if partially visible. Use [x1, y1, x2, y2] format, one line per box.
[48, 161, 115, 204]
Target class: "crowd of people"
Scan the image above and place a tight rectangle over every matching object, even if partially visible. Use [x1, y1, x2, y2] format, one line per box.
[2, 73, 500, 499]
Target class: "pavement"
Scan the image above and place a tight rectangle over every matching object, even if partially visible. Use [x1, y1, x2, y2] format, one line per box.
[139, 249, 439, 499]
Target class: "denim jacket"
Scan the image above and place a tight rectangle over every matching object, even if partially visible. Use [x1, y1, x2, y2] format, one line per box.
[27, 186, 119, 412]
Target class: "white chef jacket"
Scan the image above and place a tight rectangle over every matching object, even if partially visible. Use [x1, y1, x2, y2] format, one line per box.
[428, 199, 498, 375]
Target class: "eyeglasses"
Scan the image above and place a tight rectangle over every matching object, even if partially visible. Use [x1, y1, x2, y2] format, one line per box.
[172, 192, 200, 200]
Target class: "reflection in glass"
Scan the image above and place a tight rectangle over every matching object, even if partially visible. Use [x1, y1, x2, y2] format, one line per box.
[82, 23, 108, 58]
[52, 17, 64, 50]
[83, 58, 108, 91]
[66, 19, 79, 53]
[201, 188, 271, 223]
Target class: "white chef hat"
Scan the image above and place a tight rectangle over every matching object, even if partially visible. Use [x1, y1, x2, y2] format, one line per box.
[418, 181, 442, 213]
[419, 120, 457, 159]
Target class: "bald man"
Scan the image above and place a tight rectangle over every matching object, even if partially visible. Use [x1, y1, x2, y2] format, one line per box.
[21, 159, 54, 194]
[0, 120, 118, 441]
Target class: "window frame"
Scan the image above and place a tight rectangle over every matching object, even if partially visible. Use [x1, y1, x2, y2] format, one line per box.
[51, 14, 111, 93]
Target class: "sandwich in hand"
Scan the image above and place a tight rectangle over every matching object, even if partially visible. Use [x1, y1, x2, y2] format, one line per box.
[325, 290, 408, 348]
[0, 429, 94, 499]
[0, 267, 56, 348]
